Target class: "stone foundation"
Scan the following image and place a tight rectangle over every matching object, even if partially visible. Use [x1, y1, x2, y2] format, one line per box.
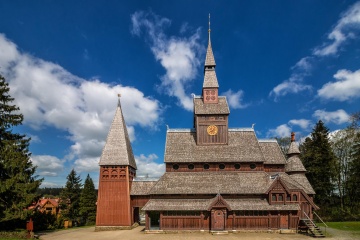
[95, 222, 139, 231]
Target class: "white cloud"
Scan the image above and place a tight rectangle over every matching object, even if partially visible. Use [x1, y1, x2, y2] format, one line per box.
[270, 2, 360, 100]
[0, 34, 163, 184]
[135, 154, 165, 178]
[267, 124, 292, 138]
[313, 109, 350, 124]
[314, 2, 360, 56]
[288, 119, 311, 130]
[31, 155, 64, 177]
[292, 57, 313, 72]
[317, 69, 360, 101]
[222, 89, 248, 109]
[269, 74, 312, 100]
[131, 10, 203, 111]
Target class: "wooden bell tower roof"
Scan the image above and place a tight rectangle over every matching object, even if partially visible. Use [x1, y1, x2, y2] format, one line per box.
[98, 95, 137, 169]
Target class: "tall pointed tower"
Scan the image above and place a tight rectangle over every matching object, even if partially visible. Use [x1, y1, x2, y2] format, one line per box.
[95, 95, 137, 230]
[194, 15, 230, 145]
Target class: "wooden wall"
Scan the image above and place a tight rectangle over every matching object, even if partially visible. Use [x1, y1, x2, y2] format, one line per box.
[96, 166, 134, 226]
[166, 162, 264, 172]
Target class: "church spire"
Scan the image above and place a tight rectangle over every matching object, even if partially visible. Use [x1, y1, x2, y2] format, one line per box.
[99, 95, 137, 169]
[204, 14, 216, 69]
[202, 14, 219, 103]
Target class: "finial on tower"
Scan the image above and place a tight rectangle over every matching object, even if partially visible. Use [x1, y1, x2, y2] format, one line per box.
[291, 132, 295, 142]
[117, 93, 121, 106]
[208, 13, 211, 33]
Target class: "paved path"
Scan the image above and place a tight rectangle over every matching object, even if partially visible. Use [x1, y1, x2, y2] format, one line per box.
[38, 226, 359, 240]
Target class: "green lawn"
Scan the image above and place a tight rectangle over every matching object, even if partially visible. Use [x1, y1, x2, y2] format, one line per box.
[321, 221, 360, 231]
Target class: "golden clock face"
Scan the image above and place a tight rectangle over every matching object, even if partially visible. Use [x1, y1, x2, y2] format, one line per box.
[207, 125, 218, 135]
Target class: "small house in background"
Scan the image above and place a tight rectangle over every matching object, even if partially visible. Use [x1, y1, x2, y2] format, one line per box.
[30, 198, 60, 216]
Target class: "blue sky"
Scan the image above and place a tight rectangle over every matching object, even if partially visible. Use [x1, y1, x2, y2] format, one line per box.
[1, 1, 360, 188]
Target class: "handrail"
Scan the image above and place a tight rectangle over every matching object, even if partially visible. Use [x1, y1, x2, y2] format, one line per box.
[303, 211, 316, 227]
[313, 211, 328, 227]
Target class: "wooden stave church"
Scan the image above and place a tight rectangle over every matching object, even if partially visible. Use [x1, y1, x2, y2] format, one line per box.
[95, 24, 318, 232]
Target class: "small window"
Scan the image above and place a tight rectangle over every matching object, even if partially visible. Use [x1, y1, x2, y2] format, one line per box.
[293, 194, 298, 201]
[203, 163, 210, 170]
[278, 194, 283, 201]
[250, 163, 256, 169]
[219, 164, 225, 170]
[286, 195, 291, 201]
[188, 164, 195, 170]
[234, 163, 240, 170]
[272, 194, 276, 201]
[173, 164, 179, 170]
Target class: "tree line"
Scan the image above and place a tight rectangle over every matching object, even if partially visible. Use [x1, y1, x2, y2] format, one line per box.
[0, 74, 96, 230]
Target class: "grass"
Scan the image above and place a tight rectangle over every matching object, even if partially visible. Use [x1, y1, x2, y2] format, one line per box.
[319, 221, 360, 231]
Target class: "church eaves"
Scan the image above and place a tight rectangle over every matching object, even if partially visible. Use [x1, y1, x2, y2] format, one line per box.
[98, 97, 137, 169]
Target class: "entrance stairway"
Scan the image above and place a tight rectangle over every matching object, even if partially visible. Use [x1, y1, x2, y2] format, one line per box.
[299, 219, 325, 238]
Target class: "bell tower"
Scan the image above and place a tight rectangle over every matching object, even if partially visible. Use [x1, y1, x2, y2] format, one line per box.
[96, 95, 137, 230]
[194, 15, 230, 146]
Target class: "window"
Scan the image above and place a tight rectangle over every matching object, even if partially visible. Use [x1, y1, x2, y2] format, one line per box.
[173, 164, 179, 170]
[188, 164, 194, 170]
[287, 195, 291, 201]
[272, 194, 276, 201]
[203, 163, 210, 170]
[250, 163, 256, 169]
[293, 194, 298, 201]
[234, 163, 240, 170]
[278, 194, 283, 201]
[219, 164, 225, 170]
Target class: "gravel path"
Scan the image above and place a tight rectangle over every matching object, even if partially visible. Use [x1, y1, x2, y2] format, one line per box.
[38, 226, 359, 240]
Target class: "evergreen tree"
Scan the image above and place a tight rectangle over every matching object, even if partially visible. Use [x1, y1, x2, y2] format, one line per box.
[0, 75, 43, 229]
[300, 120, 336, 208]
[60, 169, 82, 221]
[346, 112, 360, 214]
[79, 174, 97, 225]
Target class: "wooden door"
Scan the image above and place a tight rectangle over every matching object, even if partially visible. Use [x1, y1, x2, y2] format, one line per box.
[280, 212, 288, 229]
[213, 210, 224, 230]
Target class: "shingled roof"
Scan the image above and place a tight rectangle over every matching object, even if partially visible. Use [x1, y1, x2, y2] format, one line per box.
[165, 128, 264, 163]
[287, 173, 315, 194]
[142, 197, 300, 211]
[258, 140, 286, 165]
[149, 172, 272, 195]
[130, 181, 157, 195]
[98, 99, 137, 169]
[285, 155, 306, 173]
[203, 69, 219, 88]
[194, 96, 229, 115]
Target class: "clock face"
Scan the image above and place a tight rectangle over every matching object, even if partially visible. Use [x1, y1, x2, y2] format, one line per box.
[207, 125, 218, 135]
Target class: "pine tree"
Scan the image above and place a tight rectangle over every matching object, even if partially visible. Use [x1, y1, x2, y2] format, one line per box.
[300, 120, 336, 208]
[79, 174, 97, 225]
[346, 112, 360, 214]
[0, 75, 43, 229]
[60, 169, 82, 221]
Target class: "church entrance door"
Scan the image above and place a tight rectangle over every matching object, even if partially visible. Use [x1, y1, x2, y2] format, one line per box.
[213, 210, 225, 230]
[280, 212, 289, 229]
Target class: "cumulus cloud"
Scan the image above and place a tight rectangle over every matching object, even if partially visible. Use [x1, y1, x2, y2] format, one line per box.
[31, 155, 64, 177]
[131, 10, 203, 111]
[135, 154, 165, 178]
[270, 2, 360, 100]
[313, 2, 360, 56]
[317, 69, 360, 101]
[222, 89, 248, 109]
[313, 109, 350, 124]
[288, 119, 311, 130]
[0, 34, 162, 184]
[267, 124, 292, 138]
[269, 75, 312, 100]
